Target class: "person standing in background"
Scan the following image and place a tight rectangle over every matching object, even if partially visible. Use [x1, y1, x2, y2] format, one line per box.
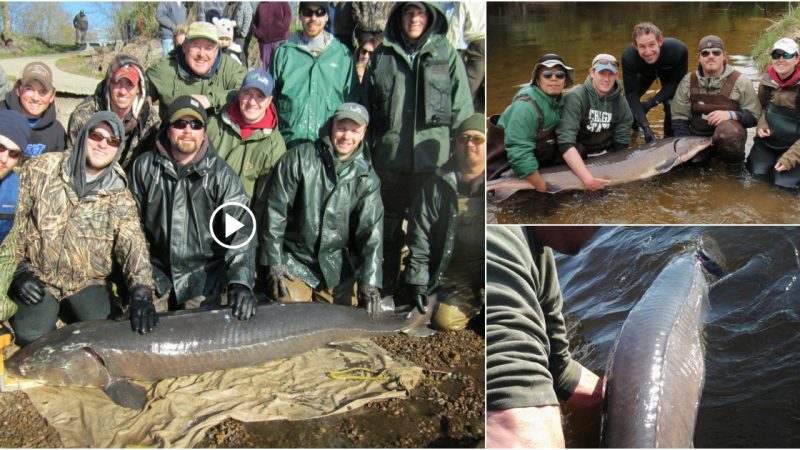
[252, 2, 292, 70]
[73, 10, 89, 46]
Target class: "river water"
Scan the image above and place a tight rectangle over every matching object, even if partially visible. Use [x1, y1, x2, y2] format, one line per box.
[486, 2, 800, 224]
[547, 226, 800, 447]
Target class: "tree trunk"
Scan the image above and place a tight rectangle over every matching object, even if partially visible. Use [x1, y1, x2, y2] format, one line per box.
[0, 2, 11, 45]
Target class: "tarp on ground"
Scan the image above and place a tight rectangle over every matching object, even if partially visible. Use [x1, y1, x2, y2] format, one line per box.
[23, 340, 422, 448]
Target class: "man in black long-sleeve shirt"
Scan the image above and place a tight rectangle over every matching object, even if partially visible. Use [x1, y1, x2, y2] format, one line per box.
[621, 22, 688, 143]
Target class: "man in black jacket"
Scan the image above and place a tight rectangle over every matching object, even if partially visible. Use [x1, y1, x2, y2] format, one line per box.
[128, 95, 257, 321]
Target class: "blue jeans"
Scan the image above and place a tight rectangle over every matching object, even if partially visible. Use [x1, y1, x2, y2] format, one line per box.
[161, 38, 174, 58]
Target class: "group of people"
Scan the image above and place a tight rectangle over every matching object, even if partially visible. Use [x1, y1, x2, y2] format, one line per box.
[0, 1, 486, 347]
[489, 21, 800, 190]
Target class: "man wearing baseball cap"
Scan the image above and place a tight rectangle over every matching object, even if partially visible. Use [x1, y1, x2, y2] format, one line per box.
[269, 1, 357, 149]
[491, 53, 574, 191]
[0, 61, 66, 156]
[260, 103, 384, 315]
[555, 53, 633, 191]
[672, 35, 760, 164]
[746, 37, 800, 188]
[67, 54, 160, 169]
[147, 21, 248, 123]
[206, 68, 286, 205]
[128, 95, 257, 321]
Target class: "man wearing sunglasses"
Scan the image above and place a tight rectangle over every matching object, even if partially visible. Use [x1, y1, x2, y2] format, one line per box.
[366, 2, 473, 296]
[491, 54, 574, 190]
[147, 21, 248, 124]
[621, 22, 688, 143]
[9, 112, 156, 345]
[556, 53, 633, 191]
[128, 96, 256, 321]
[269, 2, 357, 149]
[747, 38, 800, 188]
[68, 54, 161, 170]
[0, 111, 31, 326]
[671, 35, 760, 164]
[261, 103, 383, 315]
[401, 113, 485, 331]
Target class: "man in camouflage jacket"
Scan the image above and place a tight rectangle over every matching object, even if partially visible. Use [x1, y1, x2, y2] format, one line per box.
[9, 112, 157, 346]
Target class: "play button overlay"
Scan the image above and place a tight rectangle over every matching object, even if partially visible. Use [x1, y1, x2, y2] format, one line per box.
[209, 202, 256, 249]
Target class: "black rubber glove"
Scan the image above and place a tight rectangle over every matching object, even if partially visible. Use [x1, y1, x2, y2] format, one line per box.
[267, 265, 295, 300]
[229, 283, 257, 320]
[642, 125, 657, 144]
[10, 263, 45, 306]
[358, 285, 382, 316]
[129, 285, 158, 334]
[408, 284, 428, 314]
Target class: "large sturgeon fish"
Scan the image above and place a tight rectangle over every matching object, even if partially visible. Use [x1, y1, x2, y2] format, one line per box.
[601, 241, 724, 447]
[487, 136, 713, 202]
[6, 300, 434, 409]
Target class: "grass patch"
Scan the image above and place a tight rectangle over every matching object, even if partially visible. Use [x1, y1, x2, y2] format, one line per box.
[0, 35, 80, 57]
[55, 56, 105, 80]
[752, 4, 800, 71]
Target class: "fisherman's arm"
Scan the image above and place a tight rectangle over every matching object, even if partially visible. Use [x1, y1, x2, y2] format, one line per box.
[612, 100, 633, 150]
[756, 83, 772, 138]
[199, 60, 249, 115]
[448, 46, 476, 138]
[352, 173, 384, 291]
[776, 140, 800, 171]
[671, 74, 693, 136]
[501, 102, 546, 191]
[622, 46, 651, 131]
[562, 148, 609, 191]
[0, 226, 19, 322]
[653, 39, 689, 104]
[112, 191, 154, 291]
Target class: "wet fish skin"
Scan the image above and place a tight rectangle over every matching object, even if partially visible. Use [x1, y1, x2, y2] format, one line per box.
[601, 244, 724, 448]
[5, 300, 432, 406]
[487, 136, 714, 202]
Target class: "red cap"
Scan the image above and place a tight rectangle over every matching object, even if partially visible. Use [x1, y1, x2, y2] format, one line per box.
[111, 65, 140, 85]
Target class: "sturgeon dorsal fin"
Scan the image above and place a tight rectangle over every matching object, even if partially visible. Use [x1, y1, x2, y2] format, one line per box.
[104, 379, 149, 410]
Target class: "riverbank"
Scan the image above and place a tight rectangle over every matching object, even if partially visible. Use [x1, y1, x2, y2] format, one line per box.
[751, 4, 800, 70]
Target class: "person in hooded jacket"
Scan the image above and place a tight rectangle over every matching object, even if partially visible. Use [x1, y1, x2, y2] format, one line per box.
[260, 103, 383, 315]
[128, 95, 257, 321]
[0, 61, 66, 157]
[8, 112, 157, 346]
[269, 1, 358, 149]
[555, 53, 633, 191]
[68, 54, 161, 170]
[206, 69, 286, 220]
[147, 21, 248, 124]
[366, 1, 473, 296]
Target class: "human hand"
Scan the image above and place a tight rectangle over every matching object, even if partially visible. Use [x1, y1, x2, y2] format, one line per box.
[566, 364, 605, 409]
[706, 110, 733, 127]
[228, 283, 257, 320]
[357, 284, 382, 316]
[267, 265, 295, 300]
[190, 94, 211, 110]
[582, 176, 611, 191]
[129, 285, 158, 334]
[642, 125, 657, 143]
[775, 162, 789, 172]
[10, 267, 45, 306]
[757, 127, 771, 138]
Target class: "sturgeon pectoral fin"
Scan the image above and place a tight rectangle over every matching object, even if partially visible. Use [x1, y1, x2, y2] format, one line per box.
[655, 156, 679, 173]
[104, 379, 149, 410]
[545, 181, 563, 194]
[490, 188, 518, 203]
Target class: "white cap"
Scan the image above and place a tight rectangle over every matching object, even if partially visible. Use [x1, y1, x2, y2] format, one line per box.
[772, 38, 799, 55]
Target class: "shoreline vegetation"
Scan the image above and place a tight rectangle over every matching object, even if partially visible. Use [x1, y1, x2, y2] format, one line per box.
[752, 3, 800, 71]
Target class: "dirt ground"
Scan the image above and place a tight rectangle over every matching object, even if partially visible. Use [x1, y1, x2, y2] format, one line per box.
[0, 323, 484, 448]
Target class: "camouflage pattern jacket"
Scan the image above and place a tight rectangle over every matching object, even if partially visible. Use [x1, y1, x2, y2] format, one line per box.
[0, 224, 17, 321]
[15, 151, 153, 300]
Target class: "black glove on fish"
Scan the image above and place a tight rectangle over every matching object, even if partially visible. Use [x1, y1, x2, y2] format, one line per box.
[10, 263, 45, 306]
[129, 285, 158, 334]
[408, 284, 429, 314]
[267, 265, 295, 300]
[228, 283, 257, 320]
[358, 284, 382, 316]
[642, 125, 657, 144]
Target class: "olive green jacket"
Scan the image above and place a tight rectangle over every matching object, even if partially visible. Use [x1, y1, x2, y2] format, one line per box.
[260, 129, 383, 289]
[487, 226, 582, 410]
[366, 2, 474, 174]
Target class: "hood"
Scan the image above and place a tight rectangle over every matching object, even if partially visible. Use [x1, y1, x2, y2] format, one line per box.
[68, 111, 126, 198]
[583, 75, 623, 100]
[96, 54, 149, 119]
[384, 2, 447, 53]
[4, 89, 57, 131]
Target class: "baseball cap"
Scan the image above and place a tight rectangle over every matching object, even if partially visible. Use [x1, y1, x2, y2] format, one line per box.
[592, 53, 619, 74]
[21, 62, 54, 92]
[240, 69, 274, 97]
[698, 35, 725, 52]
[772, 38, 799, 55]
[186, 21, 219, 44]
[111, 65, 141, 86]
[334, 102, 369, 127]
[167, 95, 208, 125]
[531, 53, 575, 87]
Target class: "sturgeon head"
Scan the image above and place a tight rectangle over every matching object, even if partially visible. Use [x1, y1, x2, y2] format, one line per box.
[6, 328, 111, 388]
[673, 136, 714, 164]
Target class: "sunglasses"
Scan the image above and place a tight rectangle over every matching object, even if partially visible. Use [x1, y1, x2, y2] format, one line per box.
[87, 131, 121, 147]
[700, 49, 723, 57]
[359, 48, 373, 56]
[541, 70, 566, 80]
[0, 144, 21, 159]
[457, 133, 486, 145]
[300, 7, 327, 18]
[171, 119, 204, 130]
[771, 51, 798, 60]
[593, 58, 619, 68]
